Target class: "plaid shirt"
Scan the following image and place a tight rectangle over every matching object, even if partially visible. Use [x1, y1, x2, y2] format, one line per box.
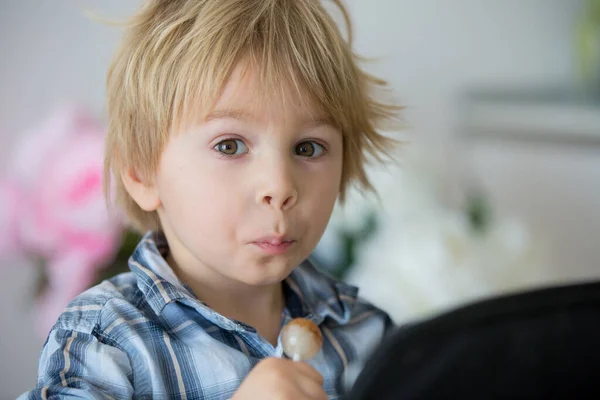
[19, 231, 392, 399]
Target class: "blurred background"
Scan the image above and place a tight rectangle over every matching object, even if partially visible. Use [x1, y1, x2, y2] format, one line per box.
[1, 0, 599, 398]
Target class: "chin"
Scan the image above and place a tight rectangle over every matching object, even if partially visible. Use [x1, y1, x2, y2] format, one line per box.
[239, 258, 297, 286]
[237, 273, 285, 287]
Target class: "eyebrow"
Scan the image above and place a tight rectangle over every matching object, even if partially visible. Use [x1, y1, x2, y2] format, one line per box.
[204, 108, 334, 128]
[204, 109, 252, 122]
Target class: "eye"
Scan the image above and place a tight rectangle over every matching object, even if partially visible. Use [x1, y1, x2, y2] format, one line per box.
[294, 141, 325, 158]
[214, 139, 248, 156]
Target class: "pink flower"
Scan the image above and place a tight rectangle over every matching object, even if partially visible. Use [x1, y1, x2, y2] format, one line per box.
[0, 105, 124, 336]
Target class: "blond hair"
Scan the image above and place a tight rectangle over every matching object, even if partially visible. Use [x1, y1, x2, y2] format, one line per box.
[104, 0, 401, 233]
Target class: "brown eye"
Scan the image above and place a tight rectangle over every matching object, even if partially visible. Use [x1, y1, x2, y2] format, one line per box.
[295, 142, 314, 157]
[295, 141, 324, 157]
[215, 139, 247, 156]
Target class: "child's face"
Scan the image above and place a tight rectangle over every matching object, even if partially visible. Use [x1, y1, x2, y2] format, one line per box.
[151, 63, 343, 288]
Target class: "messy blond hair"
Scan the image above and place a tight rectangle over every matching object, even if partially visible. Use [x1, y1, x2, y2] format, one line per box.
[104, 0, 400, 233]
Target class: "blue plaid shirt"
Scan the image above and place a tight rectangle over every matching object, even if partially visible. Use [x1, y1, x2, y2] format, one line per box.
[19, 231, 392, 399]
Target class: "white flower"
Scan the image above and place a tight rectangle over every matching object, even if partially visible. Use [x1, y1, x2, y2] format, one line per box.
[335, 150, 552, 325]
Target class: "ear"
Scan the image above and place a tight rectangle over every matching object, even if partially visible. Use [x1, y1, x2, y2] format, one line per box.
[121, 168, 161, 212]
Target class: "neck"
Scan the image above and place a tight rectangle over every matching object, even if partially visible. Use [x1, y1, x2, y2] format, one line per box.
[167, 253, 285, 345]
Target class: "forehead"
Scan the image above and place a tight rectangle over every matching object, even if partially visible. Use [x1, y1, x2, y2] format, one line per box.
[207, 60, 326, 123]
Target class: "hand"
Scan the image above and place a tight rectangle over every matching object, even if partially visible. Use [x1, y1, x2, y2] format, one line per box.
[232, 357, 327, 400]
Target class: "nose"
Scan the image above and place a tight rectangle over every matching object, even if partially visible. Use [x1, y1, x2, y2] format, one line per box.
[256, 156, 298, 211]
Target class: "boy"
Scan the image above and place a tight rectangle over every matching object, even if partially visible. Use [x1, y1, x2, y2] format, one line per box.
[20, 0, 399, 398]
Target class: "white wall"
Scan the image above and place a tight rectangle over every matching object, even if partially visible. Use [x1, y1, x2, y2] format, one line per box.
[0, 1, 140, 397]
[0, 0, 583, 397]
[345, 0, 580, 162]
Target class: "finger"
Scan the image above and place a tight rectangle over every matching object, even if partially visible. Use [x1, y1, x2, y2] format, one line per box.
[294, 377, 328, 400]
[292, 361, 324, 386]
[291, 364, 327, 399]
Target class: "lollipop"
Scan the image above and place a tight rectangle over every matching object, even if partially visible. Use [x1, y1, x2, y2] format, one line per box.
[281, 318, 323, 361]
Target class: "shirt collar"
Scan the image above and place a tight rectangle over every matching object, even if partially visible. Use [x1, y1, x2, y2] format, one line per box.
[285, 257, 359, 325]
[128, 231, 192, 313]
[129, 231, 359, 329]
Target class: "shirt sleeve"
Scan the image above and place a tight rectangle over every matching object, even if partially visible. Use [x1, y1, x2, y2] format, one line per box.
[18, 328, 134, 400]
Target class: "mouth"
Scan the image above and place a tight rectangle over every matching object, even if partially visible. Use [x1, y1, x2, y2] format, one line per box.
[251, 236, 297, 255]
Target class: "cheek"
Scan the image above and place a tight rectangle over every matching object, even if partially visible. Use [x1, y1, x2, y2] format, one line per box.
[159, 156, 247, 229]
[307, 156, 342, 197]
[301, 159, 342, 221]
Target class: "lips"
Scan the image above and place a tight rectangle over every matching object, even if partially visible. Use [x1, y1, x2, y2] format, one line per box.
[254, 236, 294, 245]
[251, 236, 296, 255]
